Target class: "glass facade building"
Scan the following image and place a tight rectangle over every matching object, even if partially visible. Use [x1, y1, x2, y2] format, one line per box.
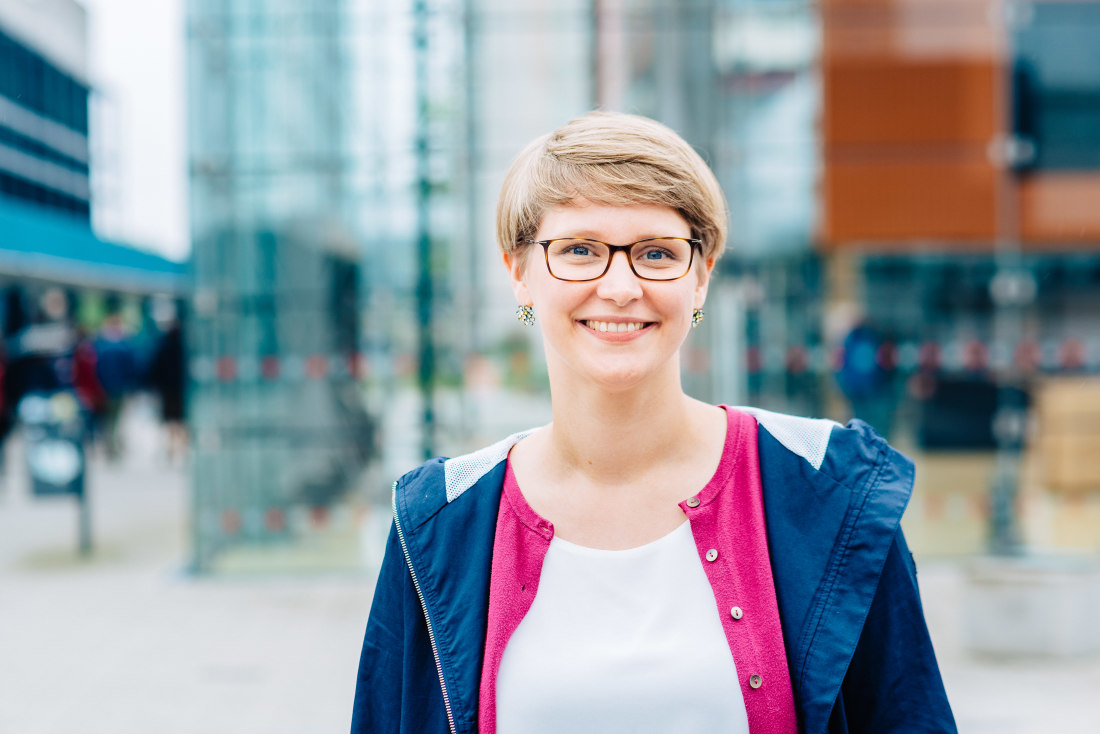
[186, 0, 377, 572]
[182, 0, 826, 569]
[0, 6, 91, 219]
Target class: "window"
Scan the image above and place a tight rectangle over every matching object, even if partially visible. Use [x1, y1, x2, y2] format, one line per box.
[1013, 2, 1100, 171]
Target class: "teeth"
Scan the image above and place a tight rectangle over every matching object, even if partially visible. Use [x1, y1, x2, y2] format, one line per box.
[585, 320, 646, 333]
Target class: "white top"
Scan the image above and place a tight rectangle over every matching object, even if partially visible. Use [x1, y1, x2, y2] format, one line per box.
[496, 521, 749, 734]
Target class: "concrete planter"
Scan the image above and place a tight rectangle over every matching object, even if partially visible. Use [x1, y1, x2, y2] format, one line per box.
[964, 554, 1100, 658]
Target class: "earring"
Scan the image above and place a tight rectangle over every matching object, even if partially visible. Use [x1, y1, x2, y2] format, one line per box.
[516, 304, 536, 326]
[691, 308, 705, 328]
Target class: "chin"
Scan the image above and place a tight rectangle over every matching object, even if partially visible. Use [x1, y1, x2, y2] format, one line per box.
[575, 356, 674, 393]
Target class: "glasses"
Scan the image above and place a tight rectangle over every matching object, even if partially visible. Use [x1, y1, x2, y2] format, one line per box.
[523, 237, 701, 282]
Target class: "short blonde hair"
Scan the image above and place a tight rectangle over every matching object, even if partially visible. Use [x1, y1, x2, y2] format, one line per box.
[496, 111, 728, 261]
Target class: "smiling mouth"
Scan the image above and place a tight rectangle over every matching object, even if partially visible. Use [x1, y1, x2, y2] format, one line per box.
[582, 320, 652, 333]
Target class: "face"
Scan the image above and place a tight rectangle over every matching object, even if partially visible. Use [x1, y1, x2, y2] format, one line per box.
[505, 200, 714, 392]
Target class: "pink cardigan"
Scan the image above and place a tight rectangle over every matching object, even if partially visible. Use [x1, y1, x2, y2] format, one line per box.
[479, 406, 799, 734]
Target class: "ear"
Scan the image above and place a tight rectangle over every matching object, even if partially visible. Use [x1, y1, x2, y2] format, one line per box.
[693, 256, 715, 309]
[503, 250, 532, 306]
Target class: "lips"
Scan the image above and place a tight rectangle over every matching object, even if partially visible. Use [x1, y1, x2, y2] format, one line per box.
[582, 320, 652, 333]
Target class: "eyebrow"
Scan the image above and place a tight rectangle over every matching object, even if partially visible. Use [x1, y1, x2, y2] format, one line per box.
[547, 234, 685, 241]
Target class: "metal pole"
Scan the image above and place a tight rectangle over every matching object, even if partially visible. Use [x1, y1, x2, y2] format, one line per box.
[77, 489, 92, 556]
[415, 0, 436, 460]
[459, 0, 480, 441]
[988, 4, 1031, 556]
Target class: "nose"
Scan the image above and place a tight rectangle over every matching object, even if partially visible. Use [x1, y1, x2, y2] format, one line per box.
[595, 250, 643, 305]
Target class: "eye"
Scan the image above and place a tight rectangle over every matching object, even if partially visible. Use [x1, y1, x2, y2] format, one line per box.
[636, 246, 679, 262]
[551, 239, 603, 259]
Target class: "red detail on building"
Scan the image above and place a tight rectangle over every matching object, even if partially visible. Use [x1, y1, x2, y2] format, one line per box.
[1014, 339, 1041, 372]
[1059, 339, 1086, 370]
[786, 345, 809, 374]
[222, 509, 242, 534]
[306, 355, 329, 379]
[746, 346, 762, 374]
[309, 505, 330, 527]
[918, 342, 940, 371]
[216, 357, 237, 382]
[971, 494, 990, 520]
[963, 340, 988, 371]
[347, 352, 365, 380]
[265, 507, 286, 532]
[830, 345, 845, 371]
[876, 342, 897, 371]
[261, 355, 280, 380]
[925, 493, 946, 521]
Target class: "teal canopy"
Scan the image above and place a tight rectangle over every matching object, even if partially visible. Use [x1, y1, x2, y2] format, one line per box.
[0, 196, 188, 294]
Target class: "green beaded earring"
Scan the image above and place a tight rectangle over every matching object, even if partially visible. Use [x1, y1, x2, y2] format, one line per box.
[516, 304, 536, 326]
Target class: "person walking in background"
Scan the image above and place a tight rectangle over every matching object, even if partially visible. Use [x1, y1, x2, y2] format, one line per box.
[148, 319, 187, 464]
[352, 112, 955, 733]
[71, 325, 107, 444]
[93, 311, 137, 460]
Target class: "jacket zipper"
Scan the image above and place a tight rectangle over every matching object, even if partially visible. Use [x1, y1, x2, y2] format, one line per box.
[392, 481, 458, 734]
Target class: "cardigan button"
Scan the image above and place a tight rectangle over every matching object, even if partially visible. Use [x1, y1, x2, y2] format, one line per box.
[705, 549, 718, 562]
[749, 674, 763, 689]
[730, 606, 743, 620]
[686, 496, 701, 508]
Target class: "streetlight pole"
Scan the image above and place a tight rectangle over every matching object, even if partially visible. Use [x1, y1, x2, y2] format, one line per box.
[414, 0, 436, 460]
[988, 3, 1035, 555]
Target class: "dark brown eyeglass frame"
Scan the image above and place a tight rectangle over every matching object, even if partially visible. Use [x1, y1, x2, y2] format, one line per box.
[521, 237, 703, 282]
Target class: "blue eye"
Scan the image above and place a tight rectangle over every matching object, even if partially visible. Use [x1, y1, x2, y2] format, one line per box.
[643, 250, 667, 261]
[569, 245, 592, 256]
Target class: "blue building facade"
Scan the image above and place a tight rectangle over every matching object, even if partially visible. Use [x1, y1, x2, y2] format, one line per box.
[0, 24, 91, 220]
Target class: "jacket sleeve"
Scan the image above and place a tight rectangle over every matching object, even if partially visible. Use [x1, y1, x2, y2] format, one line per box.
[830, 528, 957, 733]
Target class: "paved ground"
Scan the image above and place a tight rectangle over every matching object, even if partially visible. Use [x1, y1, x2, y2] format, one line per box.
[1, 398, 1099, 733]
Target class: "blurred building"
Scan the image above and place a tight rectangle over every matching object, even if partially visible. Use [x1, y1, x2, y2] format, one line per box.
[821, 0, 1100, 554]
[0, 1, 184, 341]
[186, 0, 376, 572]
[0, 0, 89, 220]
[181, 0, 1100, 568]
[821, 0, 1100, 428]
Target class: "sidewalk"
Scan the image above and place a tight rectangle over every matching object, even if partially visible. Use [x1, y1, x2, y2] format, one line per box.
[918, 560, 1100, 733]
[1, 399, 1099, 732]
[0, 399, 374, 734]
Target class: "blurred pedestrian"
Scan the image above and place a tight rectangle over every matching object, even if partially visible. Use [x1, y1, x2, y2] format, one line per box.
[71, 325, 107, 443]
[836, 319, 897, 440]
[352, 112, 955, 733]
[148, 319, 187, 463]
[94, 311, 137, 460]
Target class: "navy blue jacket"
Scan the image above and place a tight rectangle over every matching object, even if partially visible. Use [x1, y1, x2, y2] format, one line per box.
[352, 409, 956, 733]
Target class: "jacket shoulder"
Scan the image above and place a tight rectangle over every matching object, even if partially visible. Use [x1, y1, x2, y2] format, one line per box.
[394, 429, 535, 530]
[737, 406, 913, 501]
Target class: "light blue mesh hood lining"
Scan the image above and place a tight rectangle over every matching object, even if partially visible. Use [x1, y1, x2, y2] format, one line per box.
[444, 430, 534, 503]
[736, 406, 837, 471]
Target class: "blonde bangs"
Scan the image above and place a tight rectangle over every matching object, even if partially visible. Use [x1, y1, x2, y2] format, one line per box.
[496, 112, 728, 261]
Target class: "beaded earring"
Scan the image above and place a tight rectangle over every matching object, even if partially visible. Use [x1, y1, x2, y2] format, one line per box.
[516, 304, 536, 326]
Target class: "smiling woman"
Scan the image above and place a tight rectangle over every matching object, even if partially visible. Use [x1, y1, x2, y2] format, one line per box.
[352, 111, 956, 734]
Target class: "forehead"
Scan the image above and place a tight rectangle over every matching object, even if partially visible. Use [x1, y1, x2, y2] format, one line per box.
[535, 200, 690, 240]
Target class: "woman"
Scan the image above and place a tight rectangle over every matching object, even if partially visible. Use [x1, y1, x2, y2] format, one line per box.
[352, 111, 955, 733]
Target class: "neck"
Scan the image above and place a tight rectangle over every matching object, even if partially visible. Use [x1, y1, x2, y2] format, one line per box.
[544, 365, 708, 487]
